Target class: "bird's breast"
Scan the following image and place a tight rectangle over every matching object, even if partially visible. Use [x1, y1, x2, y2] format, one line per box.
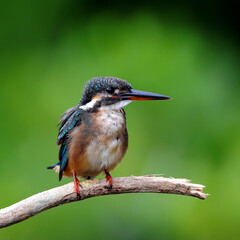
[67, 109, 128, 177]
[94, 109, 126, 137]
[86, 109, 128, 174]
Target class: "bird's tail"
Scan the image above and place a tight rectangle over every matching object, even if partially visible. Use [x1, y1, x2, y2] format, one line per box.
[46, 162, 60, 173]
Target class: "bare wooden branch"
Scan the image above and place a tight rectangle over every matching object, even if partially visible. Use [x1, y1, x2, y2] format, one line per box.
[0, 175, 207, 228]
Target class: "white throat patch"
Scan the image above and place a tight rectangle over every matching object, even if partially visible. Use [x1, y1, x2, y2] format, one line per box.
[100, 100, 132, 110]
[80, 98, 132, 111]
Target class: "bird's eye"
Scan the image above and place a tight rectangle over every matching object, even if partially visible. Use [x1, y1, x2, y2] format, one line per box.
[106, 87, 115, 94]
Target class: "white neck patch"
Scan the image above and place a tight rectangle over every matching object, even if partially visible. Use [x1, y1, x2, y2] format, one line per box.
[80, 97, 132, 111]
[79, 98, 98, 110]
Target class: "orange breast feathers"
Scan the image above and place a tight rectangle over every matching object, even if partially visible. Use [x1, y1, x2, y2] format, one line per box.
[62, 110, 128, 179]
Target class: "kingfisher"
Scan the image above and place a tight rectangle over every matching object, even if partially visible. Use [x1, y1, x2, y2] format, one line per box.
[47, 77, 171, 197]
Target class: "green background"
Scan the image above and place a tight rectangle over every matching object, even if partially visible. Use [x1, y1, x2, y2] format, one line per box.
[0, 1, 239, 239]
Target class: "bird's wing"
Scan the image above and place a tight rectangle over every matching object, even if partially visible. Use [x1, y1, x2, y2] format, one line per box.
[57, 106, 83, 180]
[57, 106, 77, 127]
[57, 107, 83, 145]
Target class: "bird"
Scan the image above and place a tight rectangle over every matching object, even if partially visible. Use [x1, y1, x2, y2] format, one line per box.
[47, 77, 171, 197]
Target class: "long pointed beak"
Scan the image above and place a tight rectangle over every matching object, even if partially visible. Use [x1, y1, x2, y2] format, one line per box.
[121, 89, 172, 101]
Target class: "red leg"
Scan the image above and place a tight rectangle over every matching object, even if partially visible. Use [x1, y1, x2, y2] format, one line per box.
[105, 171, 113, 190]
[72, 170, 81, 198]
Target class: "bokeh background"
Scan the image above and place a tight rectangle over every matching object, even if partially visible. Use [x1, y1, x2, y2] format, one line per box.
[0, 1, 239, 239]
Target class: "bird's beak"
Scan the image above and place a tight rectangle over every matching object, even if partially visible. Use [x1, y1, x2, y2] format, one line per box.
[121, 89, 172, 101]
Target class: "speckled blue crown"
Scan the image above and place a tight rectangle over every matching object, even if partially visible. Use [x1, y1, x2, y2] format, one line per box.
[80, 77, 132, 105]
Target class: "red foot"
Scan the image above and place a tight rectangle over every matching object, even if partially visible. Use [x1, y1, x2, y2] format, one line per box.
[105, 171, 113, 190]
[73, 170, 81, 198]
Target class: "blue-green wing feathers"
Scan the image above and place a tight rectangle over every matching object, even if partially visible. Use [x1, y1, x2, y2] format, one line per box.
[47, 106, 83, 181]
[57, 107, 83, 180]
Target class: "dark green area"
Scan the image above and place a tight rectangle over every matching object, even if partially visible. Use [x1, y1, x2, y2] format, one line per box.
[0, 1, 239, 239]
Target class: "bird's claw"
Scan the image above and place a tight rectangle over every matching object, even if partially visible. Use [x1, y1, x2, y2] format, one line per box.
[105, 171, 113, 190]
[73, 170, 82, 198]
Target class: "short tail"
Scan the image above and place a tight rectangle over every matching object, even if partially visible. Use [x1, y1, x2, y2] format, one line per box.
[46, 162, 60, 170]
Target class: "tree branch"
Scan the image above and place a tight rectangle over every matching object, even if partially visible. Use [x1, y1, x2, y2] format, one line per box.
[0, 175, 207, 228]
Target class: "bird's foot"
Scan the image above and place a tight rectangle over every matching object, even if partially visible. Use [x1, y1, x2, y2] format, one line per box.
[73, 170, 81, 199]
[105, 171, 113, 190]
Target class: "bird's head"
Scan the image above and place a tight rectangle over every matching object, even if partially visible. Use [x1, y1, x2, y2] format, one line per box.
[79, 77, 171, 111]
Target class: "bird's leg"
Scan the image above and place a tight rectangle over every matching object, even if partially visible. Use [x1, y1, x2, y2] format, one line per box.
[72, 170, 81, 199]
[105, 171, 113, 190]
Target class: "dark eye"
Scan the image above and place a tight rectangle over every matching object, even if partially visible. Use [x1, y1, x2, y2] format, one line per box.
[106, 87, 115, 94]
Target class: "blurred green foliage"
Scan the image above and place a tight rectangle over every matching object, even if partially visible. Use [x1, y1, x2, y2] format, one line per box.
[0, 1, 240, 240]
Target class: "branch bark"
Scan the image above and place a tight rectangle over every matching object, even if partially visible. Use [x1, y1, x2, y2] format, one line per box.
[0, 175, 207, 228]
